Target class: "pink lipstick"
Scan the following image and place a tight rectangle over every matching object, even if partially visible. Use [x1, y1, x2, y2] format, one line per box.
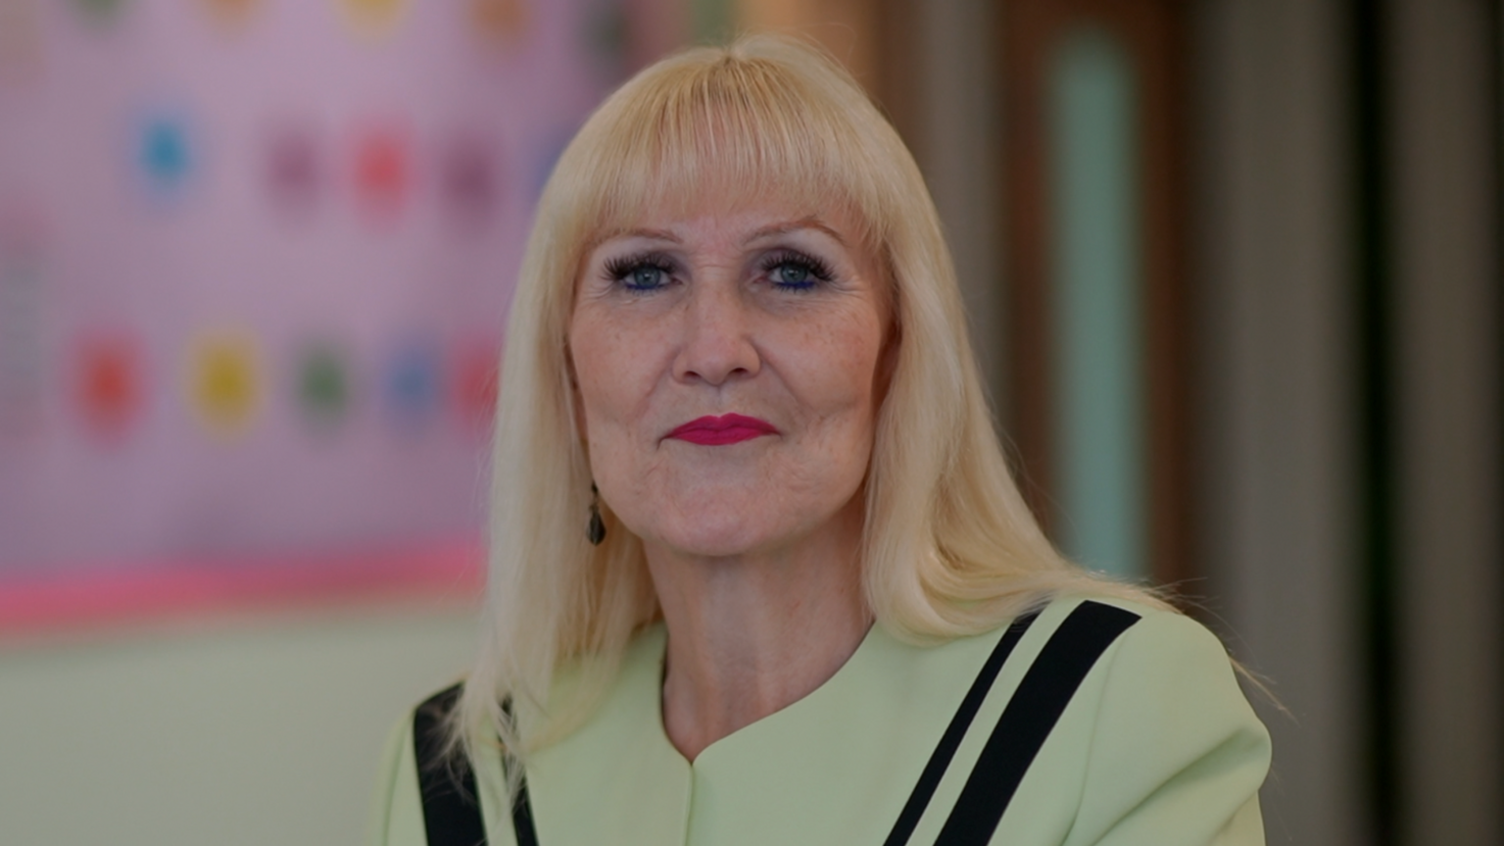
[666, 414, 779, 446]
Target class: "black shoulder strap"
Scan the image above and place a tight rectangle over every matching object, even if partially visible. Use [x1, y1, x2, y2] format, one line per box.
[882, 609, 1041, 846]
[414, 685, 489, 846]
[413, 684, 488, 846]
[500, 700, 541, 846]
[932, 600, 1141, 845]
[884, 601, 1140, 846]
[413, 686, 541, 846]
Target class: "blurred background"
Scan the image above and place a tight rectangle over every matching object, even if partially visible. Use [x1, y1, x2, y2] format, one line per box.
[0, 0, 1498, 844]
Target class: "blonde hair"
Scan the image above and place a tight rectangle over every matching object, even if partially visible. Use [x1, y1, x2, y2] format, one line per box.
[455, 33, 1167, 787]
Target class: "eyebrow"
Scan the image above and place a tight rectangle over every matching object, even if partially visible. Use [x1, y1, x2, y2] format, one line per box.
[580, 227, 680, 257]
[746, 216, 848, 247]
[587, 216, 847, 253]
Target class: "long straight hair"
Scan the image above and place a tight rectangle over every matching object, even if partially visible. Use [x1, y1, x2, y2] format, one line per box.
[454, 33, 1167, 796]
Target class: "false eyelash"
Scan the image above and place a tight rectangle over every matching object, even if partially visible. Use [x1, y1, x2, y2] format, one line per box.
[603, 251, 676, 281]
[760, 249, 835, 284]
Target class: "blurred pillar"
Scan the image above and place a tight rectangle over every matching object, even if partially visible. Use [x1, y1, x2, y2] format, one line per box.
[1192, 0, 1368, 843]
[733, 0, 880, 85]
[1386, 0, 1504, 843]
[999, 0, 1192, 586]
[879, 0, 1007, 417]
[625, 0, 694, 68]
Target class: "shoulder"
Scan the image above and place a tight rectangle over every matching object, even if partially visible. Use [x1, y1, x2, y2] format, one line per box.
[366, 627, 671, 846]
[990, 594, 1253, 701]
[1034, 594, 1262, 728]
[998, 595, 1271, 846]
[923, 594, 1247, 712]
[367, 683, 509, 846]
[365, 702, 427, 846]
[1001, 594, 1269, 775]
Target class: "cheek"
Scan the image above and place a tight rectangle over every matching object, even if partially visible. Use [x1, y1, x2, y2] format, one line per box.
[569, 311, 662, 440]
[780, 309, 886, 419]
[569, 315, 626, 432]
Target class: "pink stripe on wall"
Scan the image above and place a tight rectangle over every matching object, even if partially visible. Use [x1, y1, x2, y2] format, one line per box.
[0, 540, 484, 636]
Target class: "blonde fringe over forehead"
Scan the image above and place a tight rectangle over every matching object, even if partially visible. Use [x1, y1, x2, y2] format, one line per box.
[538, 37, 903, 272]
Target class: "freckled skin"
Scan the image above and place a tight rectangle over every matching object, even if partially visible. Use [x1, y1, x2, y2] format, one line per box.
[569, 198, 888, 560]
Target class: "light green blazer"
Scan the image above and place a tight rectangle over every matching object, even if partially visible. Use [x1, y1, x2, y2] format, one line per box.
[368, 596, 1271, 845]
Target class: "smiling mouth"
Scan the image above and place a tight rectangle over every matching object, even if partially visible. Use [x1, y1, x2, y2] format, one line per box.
[666, 413, 779, 445]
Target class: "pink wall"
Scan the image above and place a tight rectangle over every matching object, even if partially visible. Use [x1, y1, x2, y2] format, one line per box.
[0, 0, 619, 629]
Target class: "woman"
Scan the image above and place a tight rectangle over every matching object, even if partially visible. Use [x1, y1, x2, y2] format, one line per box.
[369, 35, 1270, 846]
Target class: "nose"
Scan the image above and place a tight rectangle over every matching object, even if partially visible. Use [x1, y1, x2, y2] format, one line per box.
[672, 278, 760, 386]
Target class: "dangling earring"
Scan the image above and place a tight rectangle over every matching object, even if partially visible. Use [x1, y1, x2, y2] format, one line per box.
[587, 483, 606, 546]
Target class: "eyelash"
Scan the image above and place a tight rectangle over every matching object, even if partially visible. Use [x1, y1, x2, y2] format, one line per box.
[760, 250, 834, 291]
[601, 249, 837, 294]
[604, 253, 676, 294]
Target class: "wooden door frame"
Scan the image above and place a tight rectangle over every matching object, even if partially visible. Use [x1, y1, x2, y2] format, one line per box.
[1000, 0, 1193, 587]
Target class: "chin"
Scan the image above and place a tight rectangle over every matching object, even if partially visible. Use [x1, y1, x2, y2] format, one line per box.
[619, 477, 855, 560]
[656, 519, 773, 559]
[641, 501, 813, 559]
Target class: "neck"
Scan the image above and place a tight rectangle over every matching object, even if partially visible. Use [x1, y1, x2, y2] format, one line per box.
[646, 503, 872, 762]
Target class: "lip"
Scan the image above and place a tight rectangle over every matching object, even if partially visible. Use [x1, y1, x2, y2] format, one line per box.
[666, 413, 780, 446]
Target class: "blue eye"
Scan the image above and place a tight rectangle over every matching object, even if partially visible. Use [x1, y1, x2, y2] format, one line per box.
[763, 251, 832, 291]
[770, 262, 812, 286]
[626, 265, 666, 290]
[604, 254, 675, 293]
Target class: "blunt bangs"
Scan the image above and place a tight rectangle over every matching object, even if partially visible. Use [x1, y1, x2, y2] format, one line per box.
[541, 45, 895, 269]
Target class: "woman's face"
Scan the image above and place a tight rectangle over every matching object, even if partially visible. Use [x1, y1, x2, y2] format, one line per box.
[569, 194, 889, 560]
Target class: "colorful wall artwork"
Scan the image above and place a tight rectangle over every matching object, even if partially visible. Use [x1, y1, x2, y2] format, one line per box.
[0, 0, 625, 630]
